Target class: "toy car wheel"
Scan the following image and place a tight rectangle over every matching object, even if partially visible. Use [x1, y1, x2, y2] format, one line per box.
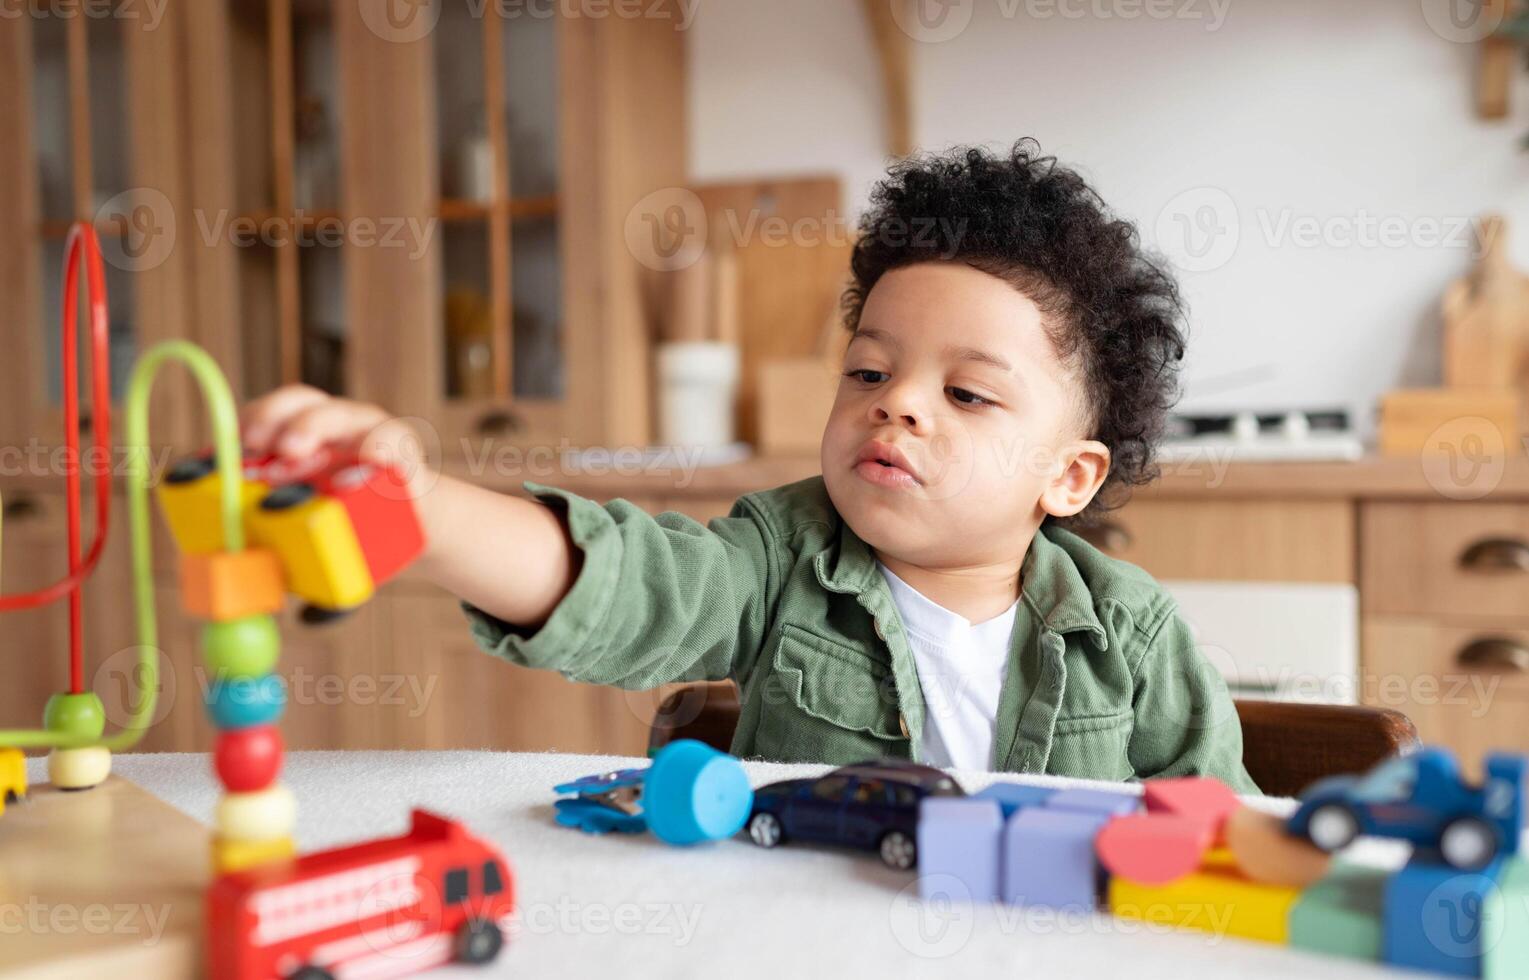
[879, 830, 917, 871]
[166, 455, 216, 485]
[454, 918, 505, 964]
[748, 811, 784, 848]
[1304, 803, 1360, 852]
[259, 482, 316, 511]
[1440, 816, 1498, 870]
[289, 967, 335, 980]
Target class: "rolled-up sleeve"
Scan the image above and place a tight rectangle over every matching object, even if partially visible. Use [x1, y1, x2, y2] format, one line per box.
[462, 481, 779, 690]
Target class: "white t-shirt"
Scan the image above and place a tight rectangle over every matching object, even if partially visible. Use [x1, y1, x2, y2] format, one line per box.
[877, 562, 1020, 771]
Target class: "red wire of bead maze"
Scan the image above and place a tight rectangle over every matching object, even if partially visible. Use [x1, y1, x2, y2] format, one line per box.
[0, 224, 113, 697]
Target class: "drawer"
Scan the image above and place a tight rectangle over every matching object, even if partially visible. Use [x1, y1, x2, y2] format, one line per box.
[1362, 502, 1529, 617]
[1362, 615, 1529, 773]
[1073, 499, 1354, 583]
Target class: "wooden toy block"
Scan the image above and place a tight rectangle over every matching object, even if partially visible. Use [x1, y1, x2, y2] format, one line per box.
[1483, 857, 1529, 980]
[1001, 806, 1110, 910]
[1384, 854, 1507, 977]
[1225, 805, 1331, 887]
[157, 458, 268, 555]
[315, 462, 426, 586]
[1045, 786, 1140, 818]
[917, 797, 1004, 903]
[246, 490, 375, 612]
[212, 833, 296, 874]
[0, 747, 27, 814]
[179, 548, 285, 621]
[1143, 777, 1240, 841]
[1096, 812, 1214, 885]
[1108, 863, 1302, 944]
[973, 782, 1056, 819]
[216, 784, 297, 843]
[1289, 861, 1387, 962]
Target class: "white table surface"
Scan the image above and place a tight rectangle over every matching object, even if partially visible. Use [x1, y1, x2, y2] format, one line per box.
[30, 751, 1413, 980]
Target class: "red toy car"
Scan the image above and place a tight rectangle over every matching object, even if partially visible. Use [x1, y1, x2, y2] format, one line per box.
[206, 809, 514, 980]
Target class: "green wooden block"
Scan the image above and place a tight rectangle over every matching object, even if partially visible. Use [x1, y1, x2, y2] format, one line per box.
[1290, 861, 1387, 962]
[1485, 857, 1529, 980]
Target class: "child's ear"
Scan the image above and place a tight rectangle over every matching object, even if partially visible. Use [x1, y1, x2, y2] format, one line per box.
[1039, 440, 1111, 519]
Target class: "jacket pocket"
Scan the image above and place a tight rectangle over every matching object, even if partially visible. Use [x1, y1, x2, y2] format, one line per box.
[751, 624, 904, 762]
[1046, 710, 1134, 781]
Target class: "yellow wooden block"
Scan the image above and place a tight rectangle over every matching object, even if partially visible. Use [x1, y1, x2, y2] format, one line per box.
[211, 833, 295, 873]
[246, 495, 373, 610]
[157, 470, 267, 555]
[1108, 860, 1301, 945]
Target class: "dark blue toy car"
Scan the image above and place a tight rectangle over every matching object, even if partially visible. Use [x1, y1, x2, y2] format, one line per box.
[744, 760, 964, 869]
[1287, 747, 1526, 870]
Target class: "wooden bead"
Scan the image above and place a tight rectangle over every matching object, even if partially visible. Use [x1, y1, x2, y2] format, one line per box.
[179, 549, 286, 622]
[216, 784, 296, 842]
[202, 615, 280, 679]
[47, 746, 112, 790]
[213, 726, 283, 793]
[42, 692, 106, 740]
[211, 834, 296, 873]
[205, 673, 286, 730]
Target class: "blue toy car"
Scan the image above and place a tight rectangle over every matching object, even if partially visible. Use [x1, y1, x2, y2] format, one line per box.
[1287, 747, 1526, 870]
[744, 760, 964, 870]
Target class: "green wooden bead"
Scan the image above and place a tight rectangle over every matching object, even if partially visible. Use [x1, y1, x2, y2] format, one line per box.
[43, 692, 106, 740]
[202, 615, 280, 679]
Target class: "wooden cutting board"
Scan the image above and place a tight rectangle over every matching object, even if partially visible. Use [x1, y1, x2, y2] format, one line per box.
[1442, 214, 1529, 392]
[0, 776, 208, 979]
[693, 177, 854, 443]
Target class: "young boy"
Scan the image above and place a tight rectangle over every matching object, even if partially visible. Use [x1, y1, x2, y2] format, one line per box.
[241, 141, 1257, 791]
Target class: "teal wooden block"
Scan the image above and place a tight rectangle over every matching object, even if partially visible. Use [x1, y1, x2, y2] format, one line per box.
[1484, 857, 1529, 980]
[1290, 861, 1387, 962]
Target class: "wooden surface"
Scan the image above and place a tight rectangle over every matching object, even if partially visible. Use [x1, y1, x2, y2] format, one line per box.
[1361, 501, 1529, 616]
[0, 777, 208, 980]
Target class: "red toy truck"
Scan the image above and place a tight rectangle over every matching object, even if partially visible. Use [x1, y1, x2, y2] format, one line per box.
[206, 810, 514, 980]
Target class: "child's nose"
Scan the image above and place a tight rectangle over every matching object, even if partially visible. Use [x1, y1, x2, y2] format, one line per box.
[869, 383, 926, 431]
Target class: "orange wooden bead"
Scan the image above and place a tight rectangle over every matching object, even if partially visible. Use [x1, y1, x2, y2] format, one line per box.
[179, 549, 285, 622]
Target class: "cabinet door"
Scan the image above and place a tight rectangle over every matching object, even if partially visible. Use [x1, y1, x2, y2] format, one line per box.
[387, 593, 650, 754]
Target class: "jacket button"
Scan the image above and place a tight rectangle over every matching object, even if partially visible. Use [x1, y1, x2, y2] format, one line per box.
[874, 622, 885, 641]
[899, 713, 910, 738]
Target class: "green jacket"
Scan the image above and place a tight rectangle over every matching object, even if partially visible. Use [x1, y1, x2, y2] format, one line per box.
[464, 476, 1259, 792]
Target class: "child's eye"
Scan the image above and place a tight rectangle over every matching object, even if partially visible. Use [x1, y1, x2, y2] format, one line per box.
[947, 386, 993, 407]
[844, 369, 889, 384]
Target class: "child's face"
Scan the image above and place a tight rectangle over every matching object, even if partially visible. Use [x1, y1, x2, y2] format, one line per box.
[820, 262, 1111, 569]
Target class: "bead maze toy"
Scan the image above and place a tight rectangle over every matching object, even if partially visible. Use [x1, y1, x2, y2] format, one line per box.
[0, 224, 158, 791]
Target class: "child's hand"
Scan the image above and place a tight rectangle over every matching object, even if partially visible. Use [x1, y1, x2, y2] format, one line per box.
[240, 385, 424, 475]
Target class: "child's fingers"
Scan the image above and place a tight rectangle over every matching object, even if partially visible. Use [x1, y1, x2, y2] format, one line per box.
[272, 400, 391, 459]
[240, 385, 328, 451]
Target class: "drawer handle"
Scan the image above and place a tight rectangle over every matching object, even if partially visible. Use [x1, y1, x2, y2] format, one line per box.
[1077, 520, 1132, 553]
[1457, 637, 1529, 673]
[2, 493, 40, 522]
[475, 409, 522, 437]
[1458, 537, 1529, 572]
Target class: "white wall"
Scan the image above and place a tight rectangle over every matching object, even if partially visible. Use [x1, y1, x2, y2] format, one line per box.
[689, 0, 1529, 434]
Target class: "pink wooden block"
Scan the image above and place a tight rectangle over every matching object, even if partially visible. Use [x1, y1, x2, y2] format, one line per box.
[1095, 812, 1214, 885]
[1142, 777, 1240, 840]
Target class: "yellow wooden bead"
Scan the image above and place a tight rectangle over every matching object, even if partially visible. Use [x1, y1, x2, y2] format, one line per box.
[47, 746, 112, 790]
[211, 834, 296, 873]
[216, 784, 297, 842]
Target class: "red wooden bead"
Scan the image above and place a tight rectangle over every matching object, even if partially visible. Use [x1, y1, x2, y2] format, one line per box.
[214, 725, 283, 793]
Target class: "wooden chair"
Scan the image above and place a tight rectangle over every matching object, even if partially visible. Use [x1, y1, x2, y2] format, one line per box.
[647, 682, 1422, 798]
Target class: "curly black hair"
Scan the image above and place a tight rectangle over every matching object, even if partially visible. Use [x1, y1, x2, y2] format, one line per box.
[841, 139, 1188, 528]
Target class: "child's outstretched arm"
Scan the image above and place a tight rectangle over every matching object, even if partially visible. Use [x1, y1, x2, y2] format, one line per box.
[240, 385, 581, 629]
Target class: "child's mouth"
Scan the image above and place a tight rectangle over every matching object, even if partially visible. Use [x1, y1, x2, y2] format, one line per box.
[853, 458, 920, 490]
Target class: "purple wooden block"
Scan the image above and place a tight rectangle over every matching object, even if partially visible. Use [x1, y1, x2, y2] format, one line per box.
[1002, 807, 1110, 910]
[917, 797, 1004, 903]
[973, 783, 1057, 819]
[1044, 787, 1140, 817]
